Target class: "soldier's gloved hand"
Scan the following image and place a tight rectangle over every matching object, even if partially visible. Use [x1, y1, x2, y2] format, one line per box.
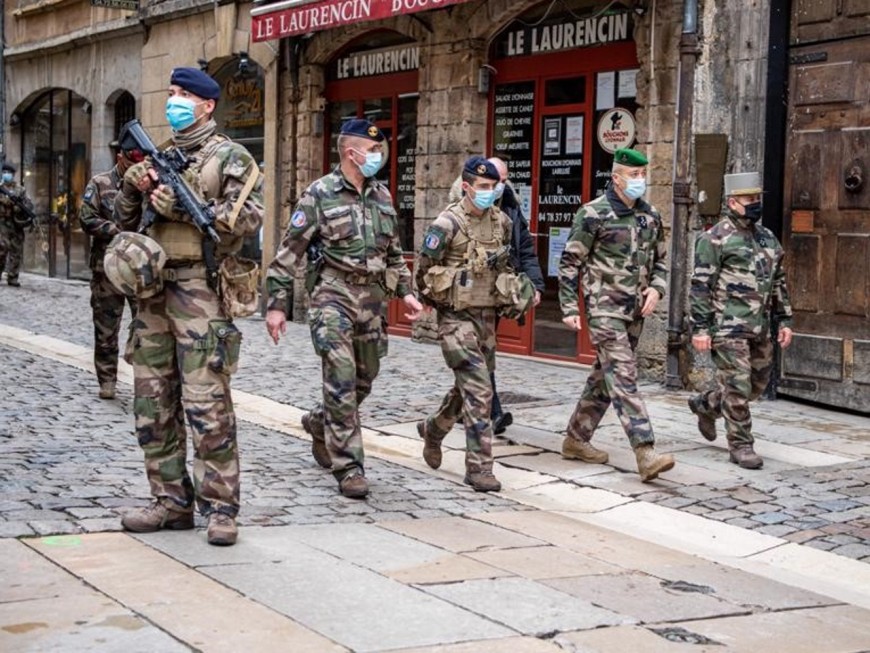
[0, 194, 11, 206]
[123, 162, 156, 194]
[149, 184, 181, 219]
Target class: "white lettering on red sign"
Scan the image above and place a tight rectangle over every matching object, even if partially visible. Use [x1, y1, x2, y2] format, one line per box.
[252, 0, 469, 42]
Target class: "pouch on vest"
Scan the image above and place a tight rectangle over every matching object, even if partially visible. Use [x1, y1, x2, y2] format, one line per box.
[219, 255, 260, 318]
[150, 221, 202, 261]
[421, 266, 457, 305]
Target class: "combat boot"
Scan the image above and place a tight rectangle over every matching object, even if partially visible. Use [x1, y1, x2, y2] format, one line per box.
[493, 412, 513, 435]
[464, 470, 502, 493]
[634, 444, 675, 482]
[207, 513, 238, 546]
[417, 420, 442, 469]
[687, 396, 717, 441]
[339, 472, 369, 499]
[729, 443, 763, 469]
[7, 279, 20, 287]
[99, 381, 116, 400]
[302, 412, 331, 469]
[562, 436, 609, 464]
[121, 500, 194, 533]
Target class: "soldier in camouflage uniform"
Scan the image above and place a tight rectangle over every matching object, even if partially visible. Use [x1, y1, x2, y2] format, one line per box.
[79, 129, 142, 399]
[114, 67, 264, 545]
[415, 156, 516, 493]
[265, 118, 422, 499]
[0, 162, 33, 287]
[558, 148, 675, 482]
[688, 171, 793, 469]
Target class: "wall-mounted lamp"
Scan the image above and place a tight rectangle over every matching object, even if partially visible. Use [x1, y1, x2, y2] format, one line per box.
[478, 64, 497, 95]
[9, 112, 21, 127]
[237, 51, 251, 77]
[82, 101, 92, 115]
[633, 0, 648, 15]
[197, 58, 209, 72]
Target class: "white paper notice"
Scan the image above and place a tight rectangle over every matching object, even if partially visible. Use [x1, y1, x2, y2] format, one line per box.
[517, 184, 532, 218]
[596, 72, 615, 110]
[565, 116, 584, 155]
[618, 69, 638, 98]
[548, 227, 571, 277]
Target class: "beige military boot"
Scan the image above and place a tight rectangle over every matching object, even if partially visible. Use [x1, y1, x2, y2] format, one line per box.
[98, 381, 116, 400]
[302, 412, 331, 469]
[121, 500, 194, 533]
[464, 470, 502, 493]
[562, 436, 609, 464]
[339, 472, 369, 499]
[634, 444, 675, 482]
[417, 420, 442, 469]
[207, 513, 238, 546]
[729, 443, 763, 469]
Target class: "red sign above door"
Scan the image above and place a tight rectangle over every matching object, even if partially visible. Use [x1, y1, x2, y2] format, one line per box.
[251, 0, 470, 42]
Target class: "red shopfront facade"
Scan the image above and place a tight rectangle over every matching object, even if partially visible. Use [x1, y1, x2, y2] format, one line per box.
[487, 5, 640, 365]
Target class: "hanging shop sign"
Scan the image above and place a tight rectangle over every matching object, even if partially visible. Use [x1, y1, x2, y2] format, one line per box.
[252, 0, 471, 42]
[596, 107, 636, 154]
[330, 44, 419, 80]
[493, 9, 632, 58]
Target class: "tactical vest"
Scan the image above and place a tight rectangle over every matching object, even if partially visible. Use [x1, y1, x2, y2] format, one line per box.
[442, 203, 505, 310]
[150, 134, 245, 263]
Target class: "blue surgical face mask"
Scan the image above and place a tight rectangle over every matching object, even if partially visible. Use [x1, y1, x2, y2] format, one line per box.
[494, 182, 505, 199]
[354, 150, 383, 178]
[619, 174, 646, 200]
[471, 188, 497, 210]
[1, 172, 13, 184]
[165, 96, 198, 131]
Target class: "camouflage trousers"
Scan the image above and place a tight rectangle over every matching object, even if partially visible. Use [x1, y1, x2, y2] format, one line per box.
[692, 336, 774, 445]
[0, 221, 25, 282]
[126, 276, 242, 517]
[90, 270, 136, 386]
[305, 276, 388, 480]
[565, 316, 655, 449]
[423, 308, 497, 474]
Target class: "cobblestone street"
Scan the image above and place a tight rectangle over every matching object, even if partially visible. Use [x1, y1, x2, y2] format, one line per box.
[3, 274, 866, 560]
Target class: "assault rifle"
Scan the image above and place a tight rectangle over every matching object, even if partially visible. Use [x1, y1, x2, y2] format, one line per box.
[0, 185, 37, 229]
[118, 119, 221, 291]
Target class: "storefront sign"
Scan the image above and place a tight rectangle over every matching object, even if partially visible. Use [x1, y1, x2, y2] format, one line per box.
[495, 10, 631, 57]
[221, 77, 265, 130]
[332, 44, 419, 80]
[596, 108, 636, 153]
[252, 0, 471, 42]
[90, 0, 138, 9]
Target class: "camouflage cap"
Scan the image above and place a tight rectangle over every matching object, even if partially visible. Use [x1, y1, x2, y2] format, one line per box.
[724, 172, 762, 196]
[104, 232, 167, 299]
[613, 148, 648, 167]
[497, 273, 536, 321]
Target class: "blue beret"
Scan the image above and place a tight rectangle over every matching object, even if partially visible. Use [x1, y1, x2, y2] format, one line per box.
[170, 67, 221, 100]
[1, 162, 16, 173]
[613, 148, 648, 167]
[340, 118, 384, 142]
[463, 156, 499, 181]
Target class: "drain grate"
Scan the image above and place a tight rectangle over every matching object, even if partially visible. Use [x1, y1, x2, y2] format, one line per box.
[661, 579, 716, 594]
[650, 626, 723, 645]
[498, 391, 544, 404]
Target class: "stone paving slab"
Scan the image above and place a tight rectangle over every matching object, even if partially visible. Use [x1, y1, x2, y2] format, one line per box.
[466, 545, 623, 579]
[556, 625, 729, 652]
[423, 576, 632, 636]
[26, 532, 344, 653]
[390, 637, 564, 653]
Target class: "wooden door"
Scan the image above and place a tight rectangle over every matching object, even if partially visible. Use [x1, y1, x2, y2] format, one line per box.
[780, 0, 870, 412]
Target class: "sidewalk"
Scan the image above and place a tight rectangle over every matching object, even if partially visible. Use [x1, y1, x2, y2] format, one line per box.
[1, 273, 869, 652]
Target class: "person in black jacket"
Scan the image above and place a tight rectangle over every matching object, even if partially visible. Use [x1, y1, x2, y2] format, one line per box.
[488, 157, 545, 434]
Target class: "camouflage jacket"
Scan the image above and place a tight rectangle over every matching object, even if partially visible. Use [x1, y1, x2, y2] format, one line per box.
[79, 166, 123, 270]
[114, 129, 264, 253]
[416, 199, 513, 307]
[558, 188, 668, 320]
[266, 166, 411, 314]
[690, 213, 793, 339]
[0, 182, 33, 227]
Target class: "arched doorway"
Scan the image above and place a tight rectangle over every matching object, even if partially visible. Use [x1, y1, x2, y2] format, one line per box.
[213, 55, 266, 262]
[19, 88, 92, 279]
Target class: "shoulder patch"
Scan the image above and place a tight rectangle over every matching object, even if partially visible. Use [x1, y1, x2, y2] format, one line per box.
[291, 210, 307, 229]
[424, 233, 440, 250]
[83, 186, 95, 203]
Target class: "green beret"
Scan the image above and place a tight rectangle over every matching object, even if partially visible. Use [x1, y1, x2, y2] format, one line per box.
[614, 148, 648, 167]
